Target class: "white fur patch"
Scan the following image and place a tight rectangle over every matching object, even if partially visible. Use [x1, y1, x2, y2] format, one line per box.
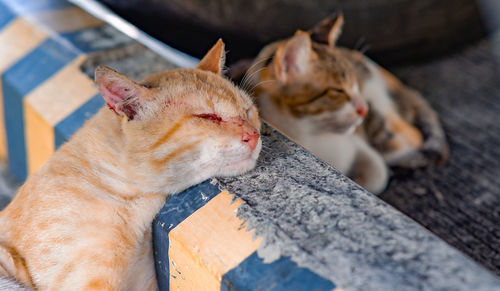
[360, 62, 395, 114]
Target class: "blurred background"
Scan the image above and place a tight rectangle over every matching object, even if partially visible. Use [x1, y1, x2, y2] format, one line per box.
[98, 0, 500, 65]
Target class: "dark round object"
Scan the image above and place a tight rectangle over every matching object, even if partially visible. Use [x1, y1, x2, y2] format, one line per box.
[100, 0, 487, 65]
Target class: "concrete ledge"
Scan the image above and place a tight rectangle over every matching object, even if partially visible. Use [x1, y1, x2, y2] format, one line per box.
[218, 125, 500, 290]
[0, 0, 499, 290]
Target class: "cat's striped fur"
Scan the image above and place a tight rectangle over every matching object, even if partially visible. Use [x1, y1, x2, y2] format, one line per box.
[239, 13, 447, 194]
[0, 39, 261, 290]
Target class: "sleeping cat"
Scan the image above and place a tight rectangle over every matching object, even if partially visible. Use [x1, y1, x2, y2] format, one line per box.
[0, 39, 261, 290]
[239, 13, 447, 194]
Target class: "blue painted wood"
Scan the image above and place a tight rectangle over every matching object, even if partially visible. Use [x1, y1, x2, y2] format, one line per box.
[2, 37, 79, 97]
[1, 81, 26, 181]
[2, 0, 71, 14]
[2, 37, 78, 181]
[153, 180, 220, 290]
[0, 1, 15, 29]
[221, 252, 335, 291]
[54, 93, 104, 148]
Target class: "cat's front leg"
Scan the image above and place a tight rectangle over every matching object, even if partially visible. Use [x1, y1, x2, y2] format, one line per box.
[123, 230, 159, 291]
[363, 106, 428, 169]
[384, 72, 449, 165]
[0, 241, 32, 290]
[350, 136, 389, 194]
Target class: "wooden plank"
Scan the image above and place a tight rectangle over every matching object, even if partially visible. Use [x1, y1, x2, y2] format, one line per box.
[0, 17, 47, 162]
[168, 191, 262, 290]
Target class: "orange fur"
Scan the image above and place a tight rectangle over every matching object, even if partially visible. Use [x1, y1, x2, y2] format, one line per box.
[385, 113, 423, 150]
[0, 40, 261, 290]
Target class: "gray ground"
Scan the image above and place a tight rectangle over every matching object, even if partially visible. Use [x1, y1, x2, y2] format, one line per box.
[380, 31, 500, 275]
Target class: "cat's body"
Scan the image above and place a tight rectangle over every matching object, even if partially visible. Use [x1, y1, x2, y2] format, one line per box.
[340, 48, 426, 165]
[0, 40, 261, 290]
[0, 108, 167, 290]
[241, 14, 447, 193]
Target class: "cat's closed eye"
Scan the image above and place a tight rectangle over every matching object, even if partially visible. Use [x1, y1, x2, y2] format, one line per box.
[328, 87, 345, 94]
[195, 113, 223, 122]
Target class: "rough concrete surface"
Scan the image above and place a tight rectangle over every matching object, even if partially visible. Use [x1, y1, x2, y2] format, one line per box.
[81, 43, 177, 81]
[218, 124, 500, 291]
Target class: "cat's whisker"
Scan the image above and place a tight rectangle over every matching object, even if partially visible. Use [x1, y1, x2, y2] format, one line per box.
[240, 56, 270, 82]
[240, 66, 267, 92]
[261, 145, 273, 151]
[354, 36, 366, 51]
[248, 80, 278, 92]
[242, 56, 269, 77]
[239, 57, 270, 91]
[258, 148, 273, 157]
[359, 44, 371, 54]
[241, 67, 268, 92]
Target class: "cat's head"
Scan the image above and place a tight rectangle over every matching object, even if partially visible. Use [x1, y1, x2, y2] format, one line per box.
[255, 13, 367, 134]
[95, 40, 261, 193]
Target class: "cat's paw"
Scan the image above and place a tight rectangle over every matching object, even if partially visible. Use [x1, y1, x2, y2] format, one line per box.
[421, 137, 449, 166]
[353, 169, 389, 195]
[385, 149, 428, 169]
[386, 138, 448, 170]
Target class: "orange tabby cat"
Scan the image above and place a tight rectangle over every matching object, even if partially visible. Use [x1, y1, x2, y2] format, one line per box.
[0, 39, 261, 290]
[240, 13, 447, 194]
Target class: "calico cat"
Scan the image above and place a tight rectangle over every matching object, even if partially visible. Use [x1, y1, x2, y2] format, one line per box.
[239, 13, 447, 194]
[0, 39, 261, 290]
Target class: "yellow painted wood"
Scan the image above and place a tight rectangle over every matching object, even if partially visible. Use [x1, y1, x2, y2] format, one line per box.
[25, 55, 98, 126]
[169, 191, 262, 291]
[23, 55, 97, 173]
[23, 102, 54, 175]
[0, 17, 47, 162]
[0, 18, 47, 72]
[29, 6, 104, 33]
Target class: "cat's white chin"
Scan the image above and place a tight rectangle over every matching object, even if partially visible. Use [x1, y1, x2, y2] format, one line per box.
[221, 158, 257, 176]
[336, 118, 364, 134]
[219, 139, 261, 176]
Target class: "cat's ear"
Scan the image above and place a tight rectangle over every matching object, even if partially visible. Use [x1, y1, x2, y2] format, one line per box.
[197, 39, 226, 75]
[311, 11, 344, 47]
[274, 31, 312, 82]
[95, 66, 148, 121]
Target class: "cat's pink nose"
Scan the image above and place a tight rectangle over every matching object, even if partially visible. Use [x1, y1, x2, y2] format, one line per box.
[356, 105, 368, 117]
[242, 130, 260, 151]
[352, 97, 368, 117]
